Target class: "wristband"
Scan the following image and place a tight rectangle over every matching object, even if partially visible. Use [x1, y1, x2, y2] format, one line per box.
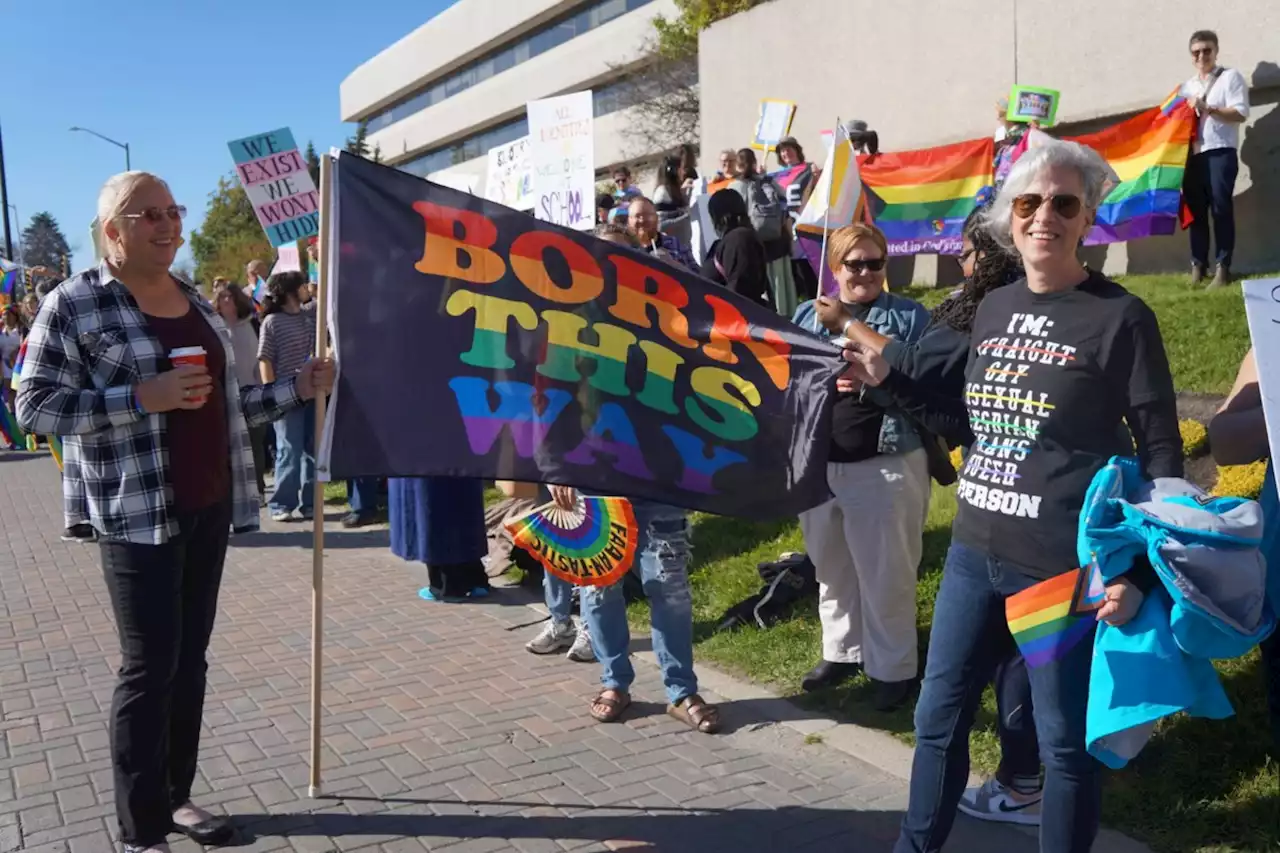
[133, 389, 147, 416]
[841, 318, 855, 338]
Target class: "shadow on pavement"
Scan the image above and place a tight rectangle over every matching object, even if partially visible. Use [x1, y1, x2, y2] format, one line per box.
[224, 803, 992, 853]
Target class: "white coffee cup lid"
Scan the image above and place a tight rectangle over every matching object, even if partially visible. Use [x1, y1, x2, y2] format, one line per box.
[169, 346, 207, 357]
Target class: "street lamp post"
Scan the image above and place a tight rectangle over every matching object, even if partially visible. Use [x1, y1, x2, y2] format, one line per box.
[69, 126, 130, 170]
[6, 203, 21, 266]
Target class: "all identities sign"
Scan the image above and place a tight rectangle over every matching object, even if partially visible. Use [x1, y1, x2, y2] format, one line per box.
[527, 92, 594, 231]
[228, 127, 319, 247]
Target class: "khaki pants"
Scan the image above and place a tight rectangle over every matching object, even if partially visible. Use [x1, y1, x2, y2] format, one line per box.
[799, 449, 929, 682]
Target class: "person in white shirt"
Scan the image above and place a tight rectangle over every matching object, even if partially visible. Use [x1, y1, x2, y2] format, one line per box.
[1179, 29, 1250, 289]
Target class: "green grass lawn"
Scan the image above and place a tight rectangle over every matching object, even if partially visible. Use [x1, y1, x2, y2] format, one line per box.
[627, 273, 1275, 853]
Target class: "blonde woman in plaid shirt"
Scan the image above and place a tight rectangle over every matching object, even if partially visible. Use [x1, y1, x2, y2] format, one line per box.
[16, 172, 334, 853]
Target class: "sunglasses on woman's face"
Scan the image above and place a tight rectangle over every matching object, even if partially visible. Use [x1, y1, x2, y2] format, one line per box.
[1191, 47, 1215, 58]
[1011, 193, 1082, 220]
[120, 205, 187, 224]
[842, 258, 886, 274]
[957, 248, 976, 265]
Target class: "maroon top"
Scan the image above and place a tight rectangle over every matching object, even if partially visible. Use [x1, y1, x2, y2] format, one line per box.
[145, 307, 231, 512]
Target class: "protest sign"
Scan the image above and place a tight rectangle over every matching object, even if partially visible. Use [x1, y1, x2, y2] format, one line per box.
[271, 244, 302, 275]
[527, 92, 594, 231]
[1243, 278, 1280, 488]
[1008, 85, 1061, 127]
[322, 153, 843, 520]
[228, 127, 319, 247]
[752, 99, 797, 152]
[485, 135, 535, 211]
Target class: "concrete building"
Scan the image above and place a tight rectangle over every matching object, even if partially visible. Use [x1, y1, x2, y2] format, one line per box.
[340, 0, 685, 196]
[699, 0, 1280, 281]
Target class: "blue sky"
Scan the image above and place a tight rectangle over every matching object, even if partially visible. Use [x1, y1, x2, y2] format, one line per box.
[2, 0, 454, 274]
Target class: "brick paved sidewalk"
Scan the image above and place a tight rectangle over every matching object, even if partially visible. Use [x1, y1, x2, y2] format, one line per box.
[0, 453, 1049, 852]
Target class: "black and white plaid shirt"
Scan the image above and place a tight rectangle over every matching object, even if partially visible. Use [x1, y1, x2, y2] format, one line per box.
[16, 263, 304, 544]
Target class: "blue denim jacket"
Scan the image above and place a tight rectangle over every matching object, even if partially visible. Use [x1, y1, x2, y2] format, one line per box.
[793, 291, 931, 456]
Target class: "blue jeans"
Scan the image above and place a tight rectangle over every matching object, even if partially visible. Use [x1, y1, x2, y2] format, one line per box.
[581, 504, 696, 706]
[269, 407, 314, 515]
[1184, 148, 1238, 268]
[346, 478, 381, 515]
[994, 650, 1041, 786]
[545, 571, 575, 623]
[896, 541, 1100, 853]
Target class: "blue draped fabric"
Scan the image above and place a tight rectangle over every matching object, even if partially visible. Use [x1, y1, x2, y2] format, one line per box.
[388, 476, 487, 566]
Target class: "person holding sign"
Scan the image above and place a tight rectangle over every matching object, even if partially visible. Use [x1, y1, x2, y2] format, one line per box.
[1209, 348, 1280, 750]
[1179, 29, 1250, 289]
[16, 171, 334, 853]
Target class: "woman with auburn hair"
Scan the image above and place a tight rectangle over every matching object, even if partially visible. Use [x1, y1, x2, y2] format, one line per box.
[791, 222, 932, 711]
[17, 170, 333, 853]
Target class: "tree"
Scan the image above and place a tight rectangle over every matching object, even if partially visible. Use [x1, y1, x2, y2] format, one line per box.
[188, 176, 273, 284]
[611, 0, 760, 156]
[345, 119, 371, 159]
[21, 212, 72, 272]
[304, 141, 321, 186]
[651, 0, 761, 59]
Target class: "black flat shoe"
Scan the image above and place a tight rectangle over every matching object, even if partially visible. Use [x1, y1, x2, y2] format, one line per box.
[172, 814, 234, 846]
[801, 660, 861, 692]
[872, 678, 915, 712]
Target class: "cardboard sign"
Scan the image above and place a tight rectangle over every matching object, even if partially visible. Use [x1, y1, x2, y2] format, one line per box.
[1243, 278, 1280, 480]
[752, 100, 797, 152]
[1007, 85, 1061, 127]
[485, 136, 535, 211]
[228, 127, 320, 247]
[527, 92, 594, 231]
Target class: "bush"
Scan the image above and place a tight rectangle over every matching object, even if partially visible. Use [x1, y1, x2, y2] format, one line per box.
[1179, 419, 1209, 457]
[1211, 460, 1268, 498]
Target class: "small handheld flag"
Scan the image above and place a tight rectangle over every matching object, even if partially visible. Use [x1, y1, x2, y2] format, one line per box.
[1006, 560, 1106, 668]
[506, 496, 638, 587]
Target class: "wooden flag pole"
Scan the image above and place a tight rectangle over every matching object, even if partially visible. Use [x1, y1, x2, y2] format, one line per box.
[308, 153, 334, 798]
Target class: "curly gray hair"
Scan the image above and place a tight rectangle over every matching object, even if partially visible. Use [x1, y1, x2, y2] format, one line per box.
[981, 140, 1117, 253]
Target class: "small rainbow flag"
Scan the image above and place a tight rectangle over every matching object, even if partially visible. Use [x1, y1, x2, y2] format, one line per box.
[0, 384, 23, 449]
[0, 261, 19, 309]
[47, 435, 63, 471]
[1006, 561, 1106, 668]
[859, 137, 995, 256]
[1159, 86, 1187, 117]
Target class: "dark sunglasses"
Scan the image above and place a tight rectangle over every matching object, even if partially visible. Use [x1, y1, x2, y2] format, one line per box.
[1190, 47, 1215, 57]
[119, 205, 187, 223]
[842, 258, 886, 274]
[957, 248, 977, 265]
[1011, 193, 1082, 220]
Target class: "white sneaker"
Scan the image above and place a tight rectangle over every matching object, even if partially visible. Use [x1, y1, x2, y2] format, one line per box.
[566, 624, 596, 662]
[958, 778, 1042, 826]
[526, 620, 576, 655]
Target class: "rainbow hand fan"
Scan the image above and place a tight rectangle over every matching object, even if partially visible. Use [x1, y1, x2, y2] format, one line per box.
[505, 496, 638, 587]
[1006, 559, 1106, 668]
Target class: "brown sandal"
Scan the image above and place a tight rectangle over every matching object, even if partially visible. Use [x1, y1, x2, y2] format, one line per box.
[589, 689, 631, 723]
[668, 694, 721, 734]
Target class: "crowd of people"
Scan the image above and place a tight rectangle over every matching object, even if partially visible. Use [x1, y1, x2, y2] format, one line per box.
[2, 28, 1274, 853]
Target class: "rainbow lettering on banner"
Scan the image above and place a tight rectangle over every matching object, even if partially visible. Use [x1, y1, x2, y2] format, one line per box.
[860, 137, 995, 256]
[325, 154, 845, 520]
[1005, 564, 1105, 668]
[227, 127, 320, 247]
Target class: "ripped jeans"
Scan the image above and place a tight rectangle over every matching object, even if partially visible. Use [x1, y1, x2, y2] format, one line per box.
[581, 502, 696, 706]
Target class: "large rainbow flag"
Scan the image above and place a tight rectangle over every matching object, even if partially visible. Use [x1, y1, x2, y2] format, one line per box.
[859, 137, 995, 256]
[1073, 104, 1195, 244]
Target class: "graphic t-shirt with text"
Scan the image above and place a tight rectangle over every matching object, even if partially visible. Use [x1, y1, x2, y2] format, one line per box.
[952, 272, 1175, 578]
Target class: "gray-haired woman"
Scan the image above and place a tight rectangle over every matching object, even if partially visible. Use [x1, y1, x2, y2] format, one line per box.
[17, 171, 334, 853]
[849, 141, 1184, 853]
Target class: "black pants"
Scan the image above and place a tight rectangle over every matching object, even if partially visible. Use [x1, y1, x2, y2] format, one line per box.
[100, 500, 231, 846]
[1183, 148, 1239, 269]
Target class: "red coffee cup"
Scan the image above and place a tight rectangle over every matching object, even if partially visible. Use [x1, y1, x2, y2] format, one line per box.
[169, 346, 208, 405]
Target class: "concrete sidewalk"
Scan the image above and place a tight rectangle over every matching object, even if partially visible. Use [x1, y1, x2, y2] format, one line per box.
[0, 454, 1143, 852]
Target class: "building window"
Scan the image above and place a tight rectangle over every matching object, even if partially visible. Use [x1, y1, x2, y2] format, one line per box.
[362, 0, 657, 132]
[395, 72, 680, 178]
